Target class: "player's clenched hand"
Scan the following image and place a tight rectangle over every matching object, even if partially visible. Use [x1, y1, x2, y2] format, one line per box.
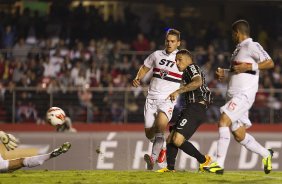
[233, 63, 252, 74]
[132, 78, 141, 87]
[215, 67, 225, 81]
[166, 91, 179, 102]
[0, 131, 19, 151]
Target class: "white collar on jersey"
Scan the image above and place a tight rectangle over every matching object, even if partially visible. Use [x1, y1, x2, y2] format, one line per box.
[237, 38, 252, 48]
[162, 49, 178, 56]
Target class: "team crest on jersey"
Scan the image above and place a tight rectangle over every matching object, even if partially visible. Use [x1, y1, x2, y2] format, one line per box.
[231, 48, 240, 60]
[160, 69, 169, 79]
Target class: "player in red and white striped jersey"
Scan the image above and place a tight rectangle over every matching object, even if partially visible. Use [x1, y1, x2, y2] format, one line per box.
[132, 29, 183, 170]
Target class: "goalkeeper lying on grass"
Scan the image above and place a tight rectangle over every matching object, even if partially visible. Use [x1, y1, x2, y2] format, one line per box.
[0, 130, 71, 173]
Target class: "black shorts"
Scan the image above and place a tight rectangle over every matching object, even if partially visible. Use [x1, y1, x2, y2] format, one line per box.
[172, 103, 207, 140]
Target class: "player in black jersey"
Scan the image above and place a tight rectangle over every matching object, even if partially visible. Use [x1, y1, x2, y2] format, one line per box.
[157, 49, 212, 172]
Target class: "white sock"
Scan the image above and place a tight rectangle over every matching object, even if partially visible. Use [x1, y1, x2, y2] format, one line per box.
[162, 140, 167, 150]
[0, 160, 9, 172]
[23, 153, 51, 168]
[151, 133, 164, 162]
[240, 133, 270, 158]
[216, 127, 230, 168]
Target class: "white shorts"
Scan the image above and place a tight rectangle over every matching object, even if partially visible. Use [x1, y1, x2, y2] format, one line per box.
[220, 93, 255, 131]
[144, 98, 176, 128]
[0, 154, 9, 172]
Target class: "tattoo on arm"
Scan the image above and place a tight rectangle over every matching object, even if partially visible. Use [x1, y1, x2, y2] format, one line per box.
[177, 76, 202, 94]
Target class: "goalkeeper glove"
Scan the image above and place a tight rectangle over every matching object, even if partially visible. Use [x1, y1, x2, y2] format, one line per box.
[0, 131, 19, 151]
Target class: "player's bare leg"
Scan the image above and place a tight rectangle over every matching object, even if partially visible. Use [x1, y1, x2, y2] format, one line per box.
[4, 158, 24, 172]
[145, 127, 156, 141]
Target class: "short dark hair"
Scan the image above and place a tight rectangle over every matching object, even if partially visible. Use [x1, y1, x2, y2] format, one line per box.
[166, 29, 181, 41]
[232, 20, 250, 36]
[176, 49, 193, 60]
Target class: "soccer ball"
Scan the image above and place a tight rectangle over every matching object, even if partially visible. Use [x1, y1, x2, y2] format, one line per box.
[46, 107, 66, 126]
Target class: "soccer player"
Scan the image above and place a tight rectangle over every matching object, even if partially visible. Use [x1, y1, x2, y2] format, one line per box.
[132, 29, 183, 170]
[204, 20, 274, 174]
[156, 49, 212, 172]
[0, 130, 71, 173]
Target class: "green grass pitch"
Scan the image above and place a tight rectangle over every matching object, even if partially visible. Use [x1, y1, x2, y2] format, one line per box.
[0, 170, 282, 184]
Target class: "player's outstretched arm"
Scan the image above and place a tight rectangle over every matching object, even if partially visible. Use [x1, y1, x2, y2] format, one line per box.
[0, 131, 19, 151]
[132, 65, 150, 87]
[167, 75, 202, 101]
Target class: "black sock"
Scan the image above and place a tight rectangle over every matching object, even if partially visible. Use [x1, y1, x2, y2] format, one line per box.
[179, 141, 206, 163]
[166, 143, 178, 170]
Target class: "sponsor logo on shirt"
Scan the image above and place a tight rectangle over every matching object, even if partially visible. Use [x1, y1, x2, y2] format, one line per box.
[159, 59, 175, 67]
[190, 65, 198, 75]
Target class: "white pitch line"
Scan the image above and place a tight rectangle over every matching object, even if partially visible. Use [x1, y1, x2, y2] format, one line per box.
[227, 172, 282, 180]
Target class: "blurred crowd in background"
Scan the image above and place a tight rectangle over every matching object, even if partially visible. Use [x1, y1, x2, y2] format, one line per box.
[0, 2, 281, 124]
